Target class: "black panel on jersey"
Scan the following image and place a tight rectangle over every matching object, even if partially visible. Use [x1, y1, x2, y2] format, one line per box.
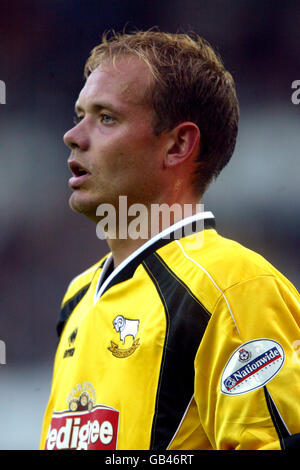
[143, 252, 211, 450]
[282, 433, 300, 449]
[264, 386, 290, 449]
[56, 284, 91, 338]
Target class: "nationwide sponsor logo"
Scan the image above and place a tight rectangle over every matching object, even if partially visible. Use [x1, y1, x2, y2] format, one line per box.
[221, 339, 285, 396]
[45, 382, 119, 450]
[238, 348, 251, 362]
[108, 315, 140, 358]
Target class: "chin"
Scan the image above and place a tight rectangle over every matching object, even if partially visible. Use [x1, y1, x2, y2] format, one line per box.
[69, 193, 99, 222]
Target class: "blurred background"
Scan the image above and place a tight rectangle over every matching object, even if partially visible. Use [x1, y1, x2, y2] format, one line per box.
[0, 0, 299, 449]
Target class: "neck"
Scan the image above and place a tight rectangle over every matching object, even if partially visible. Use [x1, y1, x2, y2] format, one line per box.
[102, 195, 202, 268]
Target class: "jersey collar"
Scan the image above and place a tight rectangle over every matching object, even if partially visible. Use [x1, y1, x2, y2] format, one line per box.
[94, 210, 215, 303]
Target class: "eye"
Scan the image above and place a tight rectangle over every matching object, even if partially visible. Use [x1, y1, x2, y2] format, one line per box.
[100, 114, 115, 124]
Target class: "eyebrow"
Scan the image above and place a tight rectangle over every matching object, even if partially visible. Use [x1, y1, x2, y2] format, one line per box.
[74, 102, 120, 116]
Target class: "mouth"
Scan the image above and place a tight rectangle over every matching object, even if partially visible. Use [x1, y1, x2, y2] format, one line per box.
[68, 160, 91, 188]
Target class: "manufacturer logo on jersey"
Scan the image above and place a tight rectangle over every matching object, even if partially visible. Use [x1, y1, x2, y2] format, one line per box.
[108, 315, 140, 358]
[63, 328, 78, 358]
[221, 339, 285, 396]
[45, 382, 119, 450]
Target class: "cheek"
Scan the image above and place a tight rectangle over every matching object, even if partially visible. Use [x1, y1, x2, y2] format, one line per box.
[89, 124, 160, 178]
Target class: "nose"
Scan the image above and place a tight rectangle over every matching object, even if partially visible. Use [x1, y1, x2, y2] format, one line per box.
[63, 122, 89, 151]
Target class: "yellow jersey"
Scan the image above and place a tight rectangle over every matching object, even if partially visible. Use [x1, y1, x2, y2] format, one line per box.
[40, 212, 300, 450]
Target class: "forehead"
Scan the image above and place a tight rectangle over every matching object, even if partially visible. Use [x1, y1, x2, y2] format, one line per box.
[76, 56, 153, 111]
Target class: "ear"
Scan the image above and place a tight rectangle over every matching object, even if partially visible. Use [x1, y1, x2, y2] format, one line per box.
[163, 122, 200, 169]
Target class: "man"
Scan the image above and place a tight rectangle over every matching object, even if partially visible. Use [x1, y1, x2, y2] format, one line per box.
[40, 29, 300, 450]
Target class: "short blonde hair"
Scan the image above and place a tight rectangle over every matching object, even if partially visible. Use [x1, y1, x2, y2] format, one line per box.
[84, 29, 240, 195]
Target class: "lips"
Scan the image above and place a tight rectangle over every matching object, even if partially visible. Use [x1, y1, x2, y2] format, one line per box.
[68, 160, 91, 188]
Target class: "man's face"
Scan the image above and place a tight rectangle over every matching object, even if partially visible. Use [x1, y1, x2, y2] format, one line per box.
[64, 56, 166, 221]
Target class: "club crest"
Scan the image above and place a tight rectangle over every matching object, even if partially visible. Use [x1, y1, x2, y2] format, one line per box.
[108, 315, 140, 358]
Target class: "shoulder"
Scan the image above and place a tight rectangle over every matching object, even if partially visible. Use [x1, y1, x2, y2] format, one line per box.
[168, 229, 299, 342]
[158, 228, 298, 313]
[176, 228, 288, 289]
